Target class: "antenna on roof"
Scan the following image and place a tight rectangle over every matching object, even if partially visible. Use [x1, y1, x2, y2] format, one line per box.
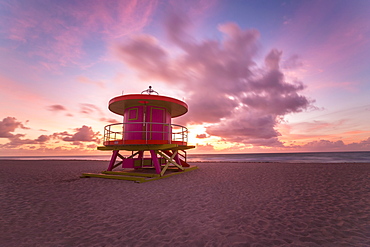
[141, 86, 159, 95]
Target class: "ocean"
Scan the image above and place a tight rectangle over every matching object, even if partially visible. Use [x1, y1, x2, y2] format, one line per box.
[1, 151, 370, 163]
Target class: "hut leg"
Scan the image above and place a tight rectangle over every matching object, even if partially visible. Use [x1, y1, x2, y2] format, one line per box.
[150, 150, 161, 175]
[107, 150, 119, 171]
[138, 151, 144, 159]
[136, 151, 144, 170]
[174, 151, 181, 168]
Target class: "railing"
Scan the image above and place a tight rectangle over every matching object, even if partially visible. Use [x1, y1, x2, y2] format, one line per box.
[103, 122, 188, 146]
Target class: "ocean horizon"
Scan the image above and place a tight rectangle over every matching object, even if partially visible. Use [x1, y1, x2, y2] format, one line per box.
[1, 151, 370, 163]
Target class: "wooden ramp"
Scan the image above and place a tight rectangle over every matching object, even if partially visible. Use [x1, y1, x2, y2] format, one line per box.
[81, 166, 198, 183]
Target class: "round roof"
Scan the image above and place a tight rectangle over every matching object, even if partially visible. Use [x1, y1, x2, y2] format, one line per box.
[108, 94, 188, 117]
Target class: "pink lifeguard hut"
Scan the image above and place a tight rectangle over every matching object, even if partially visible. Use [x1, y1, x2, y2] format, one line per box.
[82, 86, 197, 182]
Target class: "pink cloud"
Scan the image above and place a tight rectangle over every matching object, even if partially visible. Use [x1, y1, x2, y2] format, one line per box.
[46, 104, 74, 117]
[2, 134, 51, 148]
[47, 105, 67, 112]
[302, 140, 346, 150]
[0, 117, 29, 138]
[193, 143, 216, 153]
[35, 135, 50, 142]
[57, 125, 100, 143]
[80, 103, 104, 116]
[100, 118, 120, 124]
[196, 134, 208, 139]
[116, 13, 314, 148]
[0, 116, 50, 148]
[0, 115, 100, 149]
[292, 137, 370, 152]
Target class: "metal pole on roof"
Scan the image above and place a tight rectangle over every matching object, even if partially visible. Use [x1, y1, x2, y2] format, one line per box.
[141, 86, 159, 95]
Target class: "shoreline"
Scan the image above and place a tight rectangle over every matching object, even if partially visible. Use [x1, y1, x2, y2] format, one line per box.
[1, 151, 369, 164]
[2, 159, 370, 164]
[1, 161, 369, 246]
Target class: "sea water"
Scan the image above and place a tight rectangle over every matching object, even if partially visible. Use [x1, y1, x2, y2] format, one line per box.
[1, 151, 370, 163]
[188, 152, 370, 163]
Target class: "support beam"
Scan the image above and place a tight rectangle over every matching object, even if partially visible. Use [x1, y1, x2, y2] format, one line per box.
[112, 161, 123, 169]
[138, 151, 144, 159]
[150, 150, 162, 174]
[107, 150, 119, 171]
[107, 151, 142, 171]
[174, 152, 181, 168]
[126, 151, 140, 160]
[156, 150, 184, 177]
[117, 153, 126, 160]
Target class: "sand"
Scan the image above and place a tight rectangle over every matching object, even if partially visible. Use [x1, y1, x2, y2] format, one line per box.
[0, 160, 369, 247]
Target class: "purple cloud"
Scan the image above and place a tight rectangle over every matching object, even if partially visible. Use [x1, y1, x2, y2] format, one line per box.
[47, 104, 67, 112]
[115, 12, 315, 147]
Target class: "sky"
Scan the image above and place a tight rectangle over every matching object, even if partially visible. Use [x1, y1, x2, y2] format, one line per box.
[1, 0, 370, 156]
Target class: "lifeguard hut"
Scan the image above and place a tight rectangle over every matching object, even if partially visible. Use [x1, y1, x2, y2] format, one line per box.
[82, 86, 197, 182]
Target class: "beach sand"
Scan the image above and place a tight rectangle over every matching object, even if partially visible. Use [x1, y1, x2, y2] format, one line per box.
[0, 160, 369, 246]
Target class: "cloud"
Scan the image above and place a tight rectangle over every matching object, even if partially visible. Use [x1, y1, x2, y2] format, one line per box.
[2, 134, 50, 148]
[206, 109, 284, 147]
[196, 134, 208, 139]
[47, 103, 108, 119]
[86, 144, 97, 149]
[47, 104, 67, 112]
[294, 137, 370, 152]
[115, 13, 314, 148]
[47, 104, 73, 117]
[0, 116, 53, 148]
[194, 143, 216, 153]
[57, 125, 100, 143]
[35, 135, 50, 142]
[0, 116, 100, 149]
[115, 34, 175, 82]
[80, 103, 104, 115]
[0, 117, 29, 138]
[80, 104, 121, 123]
[302, 140, 346, 150]
[100, 118, 120, 124]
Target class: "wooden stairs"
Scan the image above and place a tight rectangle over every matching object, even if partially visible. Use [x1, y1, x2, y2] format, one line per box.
[81, 165, 198, 183]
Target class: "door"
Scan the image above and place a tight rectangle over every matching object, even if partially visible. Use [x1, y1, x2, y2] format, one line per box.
[146, 106, 170, 141]
[124, 106, 145, 141]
